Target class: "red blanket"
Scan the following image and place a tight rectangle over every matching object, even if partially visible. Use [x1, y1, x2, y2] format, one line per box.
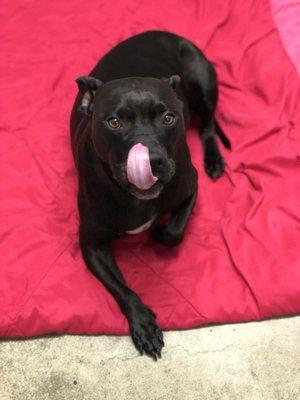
[1, 0, 299, 337]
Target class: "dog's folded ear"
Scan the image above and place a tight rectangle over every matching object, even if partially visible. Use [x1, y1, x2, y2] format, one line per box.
[168, 75, 181, 89]
[162, 75, 181, 90]
[75, 76, 103, 117]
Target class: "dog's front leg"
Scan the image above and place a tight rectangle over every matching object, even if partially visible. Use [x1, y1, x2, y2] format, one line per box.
[81, 241, 164, 359]
[152, 192, 197, 246]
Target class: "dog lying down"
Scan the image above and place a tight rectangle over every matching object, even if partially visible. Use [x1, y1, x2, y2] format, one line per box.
[70, 30, 230, 360]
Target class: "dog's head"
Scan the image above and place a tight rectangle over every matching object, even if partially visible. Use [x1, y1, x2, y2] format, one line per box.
[76, 76, 186, 200]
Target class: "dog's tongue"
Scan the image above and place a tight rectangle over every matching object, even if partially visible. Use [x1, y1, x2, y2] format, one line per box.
[127, 143, 158, 190]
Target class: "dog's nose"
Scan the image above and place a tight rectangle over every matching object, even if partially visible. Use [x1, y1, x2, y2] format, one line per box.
[150, 154, 165, 176]
[150, 152, 176, 183]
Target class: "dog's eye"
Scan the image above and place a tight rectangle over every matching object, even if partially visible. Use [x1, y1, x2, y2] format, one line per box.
[107, 117, 121, 129]
[162, 113, 175, 126]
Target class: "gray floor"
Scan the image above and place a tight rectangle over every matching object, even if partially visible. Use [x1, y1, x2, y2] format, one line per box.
[0, 317, 299, 400]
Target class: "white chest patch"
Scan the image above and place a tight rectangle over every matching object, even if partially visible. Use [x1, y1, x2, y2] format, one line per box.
[126, 217, 156, 235]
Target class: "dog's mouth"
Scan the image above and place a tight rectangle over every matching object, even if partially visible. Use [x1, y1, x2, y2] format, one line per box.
[110, 163, 164, 200]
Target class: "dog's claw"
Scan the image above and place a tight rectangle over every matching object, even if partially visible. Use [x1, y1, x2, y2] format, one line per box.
[129, 307, 164, 360]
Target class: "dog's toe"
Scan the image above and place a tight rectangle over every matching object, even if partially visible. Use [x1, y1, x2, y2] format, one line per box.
[129, 308, 164, 360]
[205, 154, 225, 180]
[132, 323, 164, 360]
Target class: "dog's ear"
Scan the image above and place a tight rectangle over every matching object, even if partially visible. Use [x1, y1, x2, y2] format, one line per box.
[162, 75, 181, 90]
[76, 76, 103, 117]
[168, 75, 181, 89]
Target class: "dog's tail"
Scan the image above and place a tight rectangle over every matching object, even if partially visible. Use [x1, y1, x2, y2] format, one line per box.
[215, 121, 231, 150]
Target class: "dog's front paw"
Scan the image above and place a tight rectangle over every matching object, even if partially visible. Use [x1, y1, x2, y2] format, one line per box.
[151, 224, 183, 247]
[204, 153, 225, 180]
[129, 307, 164, 360]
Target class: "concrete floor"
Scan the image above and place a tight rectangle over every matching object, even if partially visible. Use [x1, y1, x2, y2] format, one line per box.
[0, 317, 299, 400]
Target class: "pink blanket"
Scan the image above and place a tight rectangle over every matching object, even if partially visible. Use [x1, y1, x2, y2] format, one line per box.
[1, 0, 299, 337]
[271, 0, 300, 75]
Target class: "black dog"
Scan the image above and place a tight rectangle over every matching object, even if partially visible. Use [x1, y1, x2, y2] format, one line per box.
[70, 31, 230, 360]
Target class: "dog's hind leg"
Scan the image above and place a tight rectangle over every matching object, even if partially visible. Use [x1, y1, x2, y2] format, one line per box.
[179, 40, 230, 179]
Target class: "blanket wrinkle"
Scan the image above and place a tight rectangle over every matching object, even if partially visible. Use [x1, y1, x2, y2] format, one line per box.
[219, 228, 261, 318]
[129, 248, 208, 321]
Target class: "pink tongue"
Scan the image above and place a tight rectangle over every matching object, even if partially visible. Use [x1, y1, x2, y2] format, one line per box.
[127, 143, 158, 190]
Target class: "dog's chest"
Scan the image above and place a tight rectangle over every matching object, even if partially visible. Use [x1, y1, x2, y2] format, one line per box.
[125, 216, 156, 235]
[120, 203, 157, 235]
